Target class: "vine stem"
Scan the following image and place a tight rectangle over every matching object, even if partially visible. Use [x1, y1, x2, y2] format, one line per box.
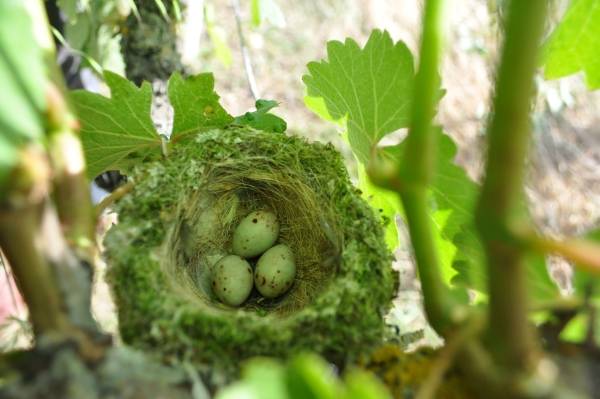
[475, 0, 549, 371]
[398, 0, 455, 335]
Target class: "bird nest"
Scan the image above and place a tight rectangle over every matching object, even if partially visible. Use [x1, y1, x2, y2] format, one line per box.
[104, 127, 395, 373]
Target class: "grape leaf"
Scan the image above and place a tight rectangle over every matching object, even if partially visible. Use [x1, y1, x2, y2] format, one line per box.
[71, 71, 163, 179]
[541, 0, 600, 89]
[303, 29, 414, 166]
[357, 163, 403, 250]
[303, 30, 480, 275]
[303, 29, 414, 250]
[373, 130, 482, 283]
[233, 99, 287, 133]
[168, 72, 234, 141]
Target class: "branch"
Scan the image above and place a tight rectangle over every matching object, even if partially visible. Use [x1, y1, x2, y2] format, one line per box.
[475, 0, 550, 371]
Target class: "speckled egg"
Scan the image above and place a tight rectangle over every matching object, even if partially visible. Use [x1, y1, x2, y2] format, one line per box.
[211, 255, 254, 307]
[254, 244, 296, 298]
[232, 210, 280, 258]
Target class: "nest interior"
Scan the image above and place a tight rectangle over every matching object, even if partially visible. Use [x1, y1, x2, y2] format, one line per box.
[104, 127, 395, 371]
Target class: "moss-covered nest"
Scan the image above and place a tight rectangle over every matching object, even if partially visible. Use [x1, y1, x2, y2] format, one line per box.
[104, 127, 395, 372]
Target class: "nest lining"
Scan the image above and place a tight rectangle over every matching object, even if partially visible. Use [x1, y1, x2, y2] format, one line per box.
[165, 155, 340, 316]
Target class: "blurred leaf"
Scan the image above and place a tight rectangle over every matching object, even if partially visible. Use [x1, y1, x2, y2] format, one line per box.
[357, 163, 402, 250]
[57, 0, 80, 23]
[58, 0, 125, 76]
[215, 358, 289, 399]
[285, 353, 343, 399]
[233, 99, 287, 133]
[168, 72, 234, 141]
[565, 229, 600, 345]
[0, 0, 47, 189]
[204, 3, 233, 68]
[541, 0, 600, 89]
[344, 368, 392, 399]
[250, 0, 261, 27]
[451, 227, 488, 294]
[242, 358, 290, 399]
[258, 0, 286, 28]
[71, 70, 162, 179]
[452, 225, 561, 306]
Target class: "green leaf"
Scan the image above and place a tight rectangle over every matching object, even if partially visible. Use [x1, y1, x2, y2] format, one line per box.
[204, 3, 233, 68]
[250, 0, 261, 27]
[0, 0, 47, 189]
[565, 229, 600, 345]
[168, 72, 234, 141]
[451, 227, 488, 294]
[452, 226, 561, 306]
[258, 0, 286, 28]
[303, 29, 414, 165]
[233, 99, 287, 133]
[369, 130, 481, 284]
[57, 0, 80, 23]
[344, 369, 392, 399]
[285, 353, 343, 399]
[357, 163, 402, 250]
[541, 0, 600, 89]
[303, 30, 414, 250]
[216, 358, 290, 399]
[71, 70, 163, 179]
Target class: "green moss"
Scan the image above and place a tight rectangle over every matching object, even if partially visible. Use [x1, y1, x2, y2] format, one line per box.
[104, 127, 394, 375]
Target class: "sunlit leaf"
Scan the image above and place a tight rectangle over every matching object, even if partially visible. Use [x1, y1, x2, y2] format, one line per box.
[233, 99, 287, 133]
[285, 353, 342, 399]
[542, 0, 600, 89]
[168, 72, 234, 141]
[304, 29, 414, 165]
[303, 30, 414, 251]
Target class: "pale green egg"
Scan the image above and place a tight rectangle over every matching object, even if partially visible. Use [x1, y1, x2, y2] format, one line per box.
[232, 210, 280, 258]
[211, 255, 254, 307]
[254, 244, 296, 298]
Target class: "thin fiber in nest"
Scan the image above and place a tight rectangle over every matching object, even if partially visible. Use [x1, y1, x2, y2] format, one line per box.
[165, 148, 339, 316]
[104, 127, 395, 371]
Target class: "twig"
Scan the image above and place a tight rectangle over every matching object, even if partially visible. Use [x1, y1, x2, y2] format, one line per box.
[95, 181, 134, 219]
[232, 0, 260, 101]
